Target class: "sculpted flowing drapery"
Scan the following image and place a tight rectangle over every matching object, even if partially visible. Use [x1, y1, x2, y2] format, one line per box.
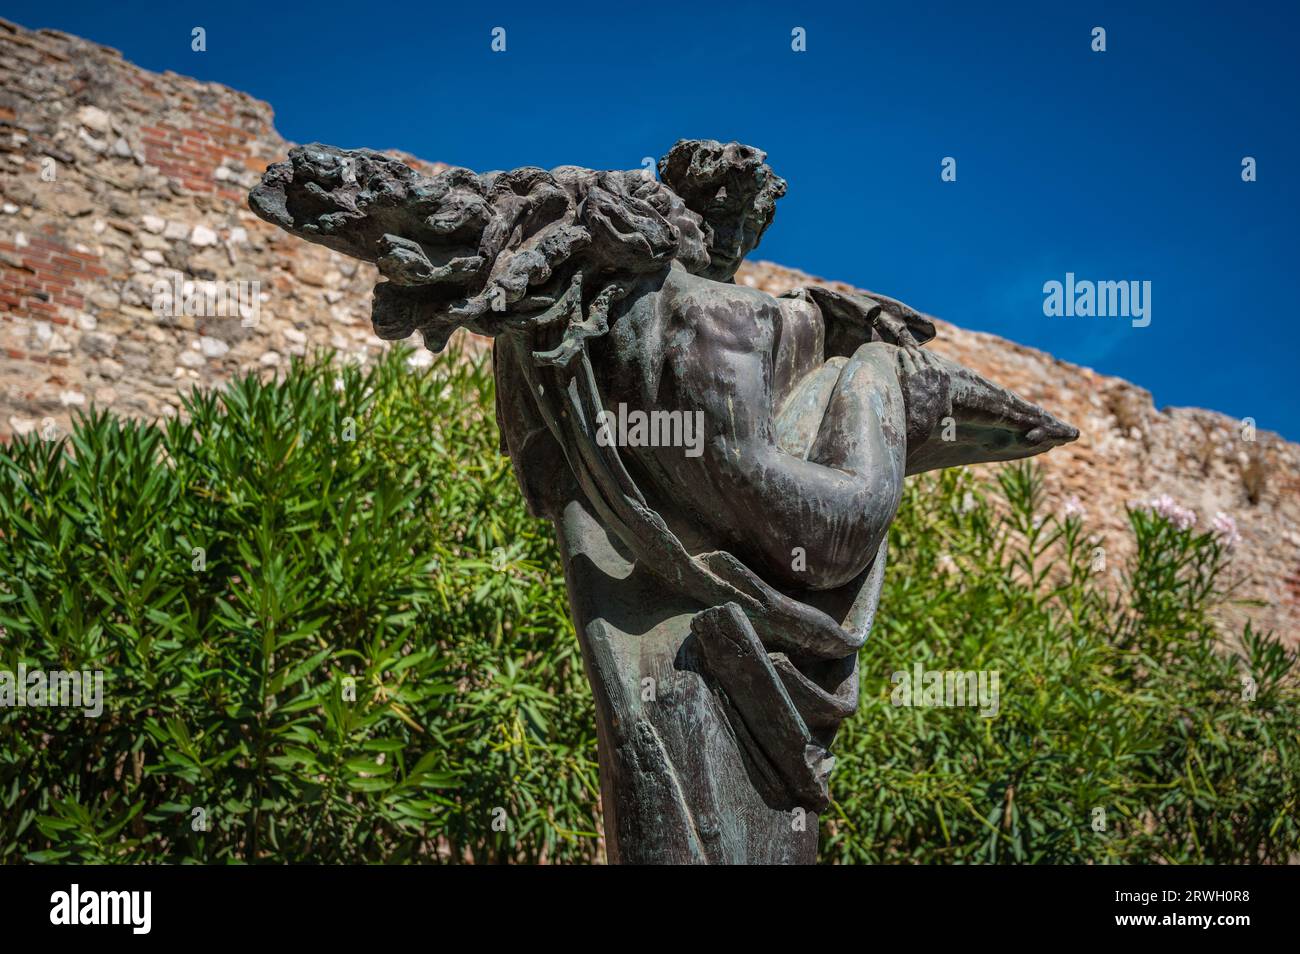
[250, 139, 1077, 863]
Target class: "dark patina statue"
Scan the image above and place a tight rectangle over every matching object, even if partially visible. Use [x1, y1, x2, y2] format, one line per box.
[250, 140, 1077, 864]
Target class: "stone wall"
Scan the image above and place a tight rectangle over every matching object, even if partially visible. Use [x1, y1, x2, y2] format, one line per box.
[0, 17, 445, 432]
[1, 17, 1296, 644]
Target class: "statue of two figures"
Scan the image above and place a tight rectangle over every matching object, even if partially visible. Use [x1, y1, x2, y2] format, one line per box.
[250, 140, 1078, 864]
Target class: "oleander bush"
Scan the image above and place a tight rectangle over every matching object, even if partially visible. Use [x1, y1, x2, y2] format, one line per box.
[0, 343, 1295, 864]
[0, 343, 596, 864]
[826, 466, 1299, 864]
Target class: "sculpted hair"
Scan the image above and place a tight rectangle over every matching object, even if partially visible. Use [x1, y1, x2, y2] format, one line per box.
[657, 139, 787, 251]
[250, 145, 710, 351]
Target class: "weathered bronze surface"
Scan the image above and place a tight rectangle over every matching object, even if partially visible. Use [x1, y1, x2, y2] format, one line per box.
[251, 140, 1078, 864]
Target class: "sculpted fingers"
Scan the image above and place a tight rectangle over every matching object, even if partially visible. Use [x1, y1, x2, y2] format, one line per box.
[893, 344, 952, 448]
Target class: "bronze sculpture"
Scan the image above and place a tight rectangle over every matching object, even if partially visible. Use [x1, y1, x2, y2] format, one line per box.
[250, 139, 1078, 864]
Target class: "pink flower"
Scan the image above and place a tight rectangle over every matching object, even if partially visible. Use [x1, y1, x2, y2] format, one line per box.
[1062, 495, 1087, 521]
[1138, 493, 1197, 531]
[1211, 511, 1242, 549]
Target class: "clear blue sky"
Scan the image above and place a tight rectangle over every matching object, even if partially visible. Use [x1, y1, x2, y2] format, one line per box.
[10, 0, 1300, 437]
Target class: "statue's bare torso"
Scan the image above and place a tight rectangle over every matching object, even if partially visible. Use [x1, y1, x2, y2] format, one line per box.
[595, 265, 906, 591]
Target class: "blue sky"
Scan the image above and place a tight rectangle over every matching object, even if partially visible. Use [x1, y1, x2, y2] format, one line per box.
[10, 0, 1300, 437]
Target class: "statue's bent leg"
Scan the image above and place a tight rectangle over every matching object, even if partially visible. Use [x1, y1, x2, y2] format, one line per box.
[768, 342, 909, 590]
[807, 342, 908, 481]
[774, 358, 846, 459]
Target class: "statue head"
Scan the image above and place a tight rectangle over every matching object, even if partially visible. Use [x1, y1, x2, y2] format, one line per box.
[658, 139, 787, 281]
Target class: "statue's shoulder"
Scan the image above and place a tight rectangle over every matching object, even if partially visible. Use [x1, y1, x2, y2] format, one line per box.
[646, 269, 781, 358]
[664, 267, 781, 316]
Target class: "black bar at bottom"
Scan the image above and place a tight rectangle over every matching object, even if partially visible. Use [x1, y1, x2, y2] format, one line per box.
[0, 863, 1284, 940]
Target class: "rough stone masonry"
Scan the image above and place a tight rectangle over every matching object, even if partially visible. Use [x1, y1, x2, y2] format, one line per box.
[0, 17, 1296, 643]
